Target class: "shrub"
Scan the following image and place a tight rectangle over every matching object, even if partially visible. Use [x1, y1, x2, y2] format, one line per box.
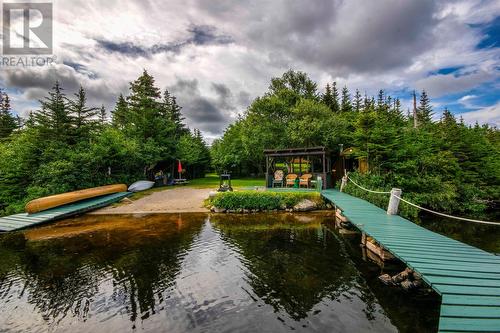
[208, 191, 325, 211]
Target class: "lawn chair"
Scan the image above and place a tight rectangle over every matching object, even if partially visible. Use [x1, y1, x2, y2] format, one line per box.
[272, 170, 284, 187]
[286, 173, 298, 187]
[299, 174, 313, 188]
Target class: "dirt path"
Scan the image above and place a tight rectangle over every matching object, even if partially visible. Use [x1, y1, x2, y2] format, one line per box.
[91, 187, 212, 214]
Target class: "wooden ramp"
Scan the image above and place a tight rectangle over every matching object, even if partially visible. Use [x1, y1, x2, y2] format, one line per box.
[321, 189, 500, 333]
[0, 192, 131, 232]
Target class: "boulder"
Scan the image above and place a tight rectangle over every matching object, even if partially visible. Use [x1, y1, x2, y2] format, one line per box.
[293, 199, 317, 212]
[213, 207, 226, 213]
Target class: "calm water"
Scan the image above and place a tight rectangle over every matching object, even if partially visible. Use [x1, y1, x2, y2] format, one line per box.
[0, 213, 441, 332]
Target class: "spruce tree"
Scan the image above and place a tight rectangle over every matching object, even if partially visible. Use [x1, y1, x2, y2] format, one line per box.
[34, 81, 72, 143]
[441, 107, 456, 126]
[68, 86, 99, 138]
[340, 86, 352, 112]
[162, 88, 186, 136]
[331, 82, 340, 112]
[0, 91, 18, 139]
[322, 83, 335, 111]
[376, 89, 385, 111]
[100, 105, 107, 125]
[417, 90, 434, 124]
[112, 93, 129, 129]
[353, 89, 362, 112]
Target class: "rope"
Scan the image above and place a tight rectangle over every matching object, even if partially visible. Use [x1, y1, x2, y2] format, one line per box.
[344, 176, 500, 225]
[346, 176, 391, 194]
[393, 194, 500, 226]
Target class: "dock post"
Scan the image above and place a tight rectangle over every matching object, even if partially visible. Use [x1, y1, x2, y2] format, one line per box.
[340, 175, 347, 192]
[387, 188, 402, 215]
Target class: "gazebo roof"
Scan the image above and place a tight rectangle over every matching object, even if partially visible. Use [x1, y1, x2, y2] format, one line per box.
[263, 146, 330, 157]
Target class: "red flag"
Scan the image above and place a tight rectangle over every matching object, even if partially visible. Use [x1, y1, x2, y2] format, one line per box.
[177, 160, 182, 173]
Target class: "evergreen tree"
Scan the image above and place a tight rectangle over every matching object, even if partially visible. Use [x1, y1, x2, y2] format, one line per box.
[353, 89, 362, 112]
[100, 105, 107, 125]
[0, 90, 18, 139]
[441, 107, 456, 126]
[162, 89, 186, 137]
[376, 89, 385, 111]
[417, 90, 434, 124]
[340, 86, 352, 112]
[68, 86, 99, 138]
[34, 81, 72, 143]
[331, 82, 340, 112]
[112, 93, 129, 129]
[322, 83, 335, 111]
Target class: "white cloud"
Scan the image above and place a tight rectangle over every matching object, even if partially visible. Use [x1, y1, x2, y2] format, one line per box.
[458, 102, 500, 126]
[1, 0, 500, 135]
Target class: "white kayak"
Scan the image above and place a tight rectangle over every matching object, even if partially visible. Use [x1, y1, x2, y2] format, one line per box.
[128, 180, 155, 192]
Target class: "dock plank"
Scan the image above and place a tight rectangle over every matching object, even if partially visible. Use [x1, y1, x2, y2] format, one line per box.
[0, 192, 131, 232]
[322, 189, 500, 333]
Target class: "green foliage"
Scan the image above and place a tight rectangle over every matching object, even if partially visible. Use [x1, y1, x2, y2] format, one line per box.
[0, 90, 18, 139]
[211, 70, 500, 218]
[0, 72, 210, 215]
[209, 191, 324, 211]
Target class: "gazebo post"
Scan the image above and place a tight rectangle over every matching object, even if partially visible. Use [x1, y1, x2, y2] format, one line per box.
[322, 151, 326, 190]
[265, 155, 269, 188]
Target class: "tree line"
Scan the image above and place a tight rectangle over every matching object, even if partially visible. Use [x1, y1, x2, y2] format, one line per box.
[0, 70, 209, 215]
[211, 70, 499, 217]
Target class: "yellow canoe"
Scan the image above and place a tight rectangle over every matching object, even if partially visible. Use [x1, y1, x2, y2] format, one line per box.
[25, 184, 128, 214]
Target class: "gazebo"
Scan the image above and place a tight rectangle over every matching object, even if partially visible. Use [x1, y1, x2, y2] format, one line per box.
[263, 147, 333, 189]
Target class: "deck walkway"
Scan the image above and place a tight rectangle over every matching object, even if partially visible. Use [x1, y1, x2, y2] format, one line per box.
[0, 192, 131, 232]
[321, 189, 500, 333]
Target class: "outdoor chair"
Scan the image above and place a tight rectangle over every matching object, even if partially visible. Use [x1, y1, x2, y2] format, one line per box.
[272, 170, 284, 187]
[285, 173, 298, 187]
[299, 174, 313, 188]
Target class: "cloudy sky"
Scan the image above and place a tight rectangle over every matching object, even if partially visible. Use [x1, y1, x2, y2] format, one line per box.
[1, 0, 500, 140]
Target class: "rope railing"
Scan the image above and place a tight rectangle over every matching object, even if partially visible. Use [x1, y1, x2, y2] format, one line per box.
[346, 176, 391, 194]
[344, 175, 500, 226]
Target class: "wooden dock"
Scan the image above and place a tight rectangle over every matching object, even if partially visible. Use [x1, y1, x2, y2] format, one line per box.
[321, 189, 500, 333]
[0, 192, 131, 232]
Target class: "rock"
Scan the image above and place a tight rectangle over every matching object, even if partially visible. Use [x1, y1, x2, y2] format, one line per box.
[243, 209, 250, 214]
[378, 274, 394, 285]
[208, 191, 218, 199]
[293, 199, 317, 212]
[392, 267, 412, 283]
[326, 203, 333, 209]
[213, 207, 226, 213]
[401, 279, 419, 291]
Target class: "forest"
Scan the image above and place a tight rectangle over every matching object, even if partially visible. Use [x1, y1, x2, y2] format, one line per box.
[0, 70, 209, 215]
[211, 70, 500, 218]
[1, 69, 499, 218]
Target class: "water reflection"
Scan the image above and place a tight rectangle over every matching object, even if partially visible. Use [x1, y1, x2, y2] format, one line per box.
[0, 212, 428, 332]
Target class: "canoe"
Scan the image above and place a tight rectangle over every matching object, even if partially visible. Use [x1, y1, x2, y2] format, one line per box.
[25, 184, 127, 214]
[128, 180, 155, 192]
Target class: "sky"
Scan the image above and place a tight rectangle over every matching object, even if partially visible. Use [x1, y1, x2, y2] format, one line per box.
[1, 0, 499, 141]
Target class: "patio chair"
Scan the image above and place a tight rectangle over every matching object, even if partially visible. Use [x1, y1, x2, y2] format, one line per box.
[272, 170, 284, 187]
[285, 173, 298, 187]
[299, 174, 313, 188]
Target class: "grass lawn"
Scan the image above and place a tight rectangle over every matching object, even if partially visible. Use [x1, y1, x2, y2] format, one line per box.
[188, 173, 265, 189]
[127, 173, 265, 200]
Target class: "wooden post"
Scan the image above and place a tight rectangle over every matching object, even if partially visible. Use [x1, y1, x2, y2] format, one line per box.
[387, 188, 402, 215]
[340, 175, 347, 192]
[265, 155, 269, 188]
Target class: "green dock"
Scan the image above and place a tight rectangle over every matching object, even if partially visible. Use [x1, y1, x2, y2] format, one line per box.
[321, 189, 500, 333]
[0, 192, 131, 232]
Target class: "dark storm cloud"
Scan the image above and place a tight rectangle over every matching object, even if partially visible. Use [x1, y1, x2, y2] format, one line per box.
[245, 0, 437, 73]
[168, 79, 238, 134]
[3, 65, 118, 113]
[97, 24, 233, 58]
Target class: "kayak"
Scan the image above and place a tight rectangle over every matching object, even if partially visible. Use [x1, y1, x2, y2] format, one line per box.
[25, 184, 128, 214]
[128, 180, 155, 192]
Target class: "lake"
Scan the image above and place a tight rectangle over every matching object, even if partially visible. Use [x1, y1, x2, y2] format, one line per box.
[0, 212, 460, 332]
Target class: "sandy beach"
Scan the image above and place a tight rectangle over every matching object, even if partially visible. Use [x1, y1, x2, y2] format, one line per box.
[91, 187, 212, 214]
